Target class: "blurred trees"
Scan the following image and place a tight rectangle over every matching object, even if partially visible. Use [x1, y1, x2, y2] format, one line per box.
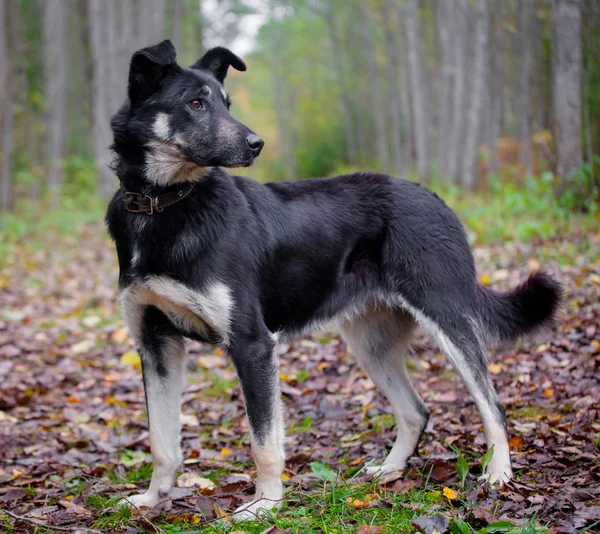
[0, 0, 599, 213]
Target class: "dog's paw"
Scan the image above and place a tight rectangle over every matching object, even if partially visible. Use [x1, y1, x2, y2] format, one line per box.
[363, 463, 405, 478]
[231, 498, 280, 522]
[120, 492, 171, 513]
[479, 466, 512, 488]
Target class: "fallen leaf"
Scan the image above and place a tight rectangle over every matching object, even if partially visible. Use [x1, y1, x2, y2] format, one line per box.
[177, 473, 215, 490]
[442, 487, 459, 500]
[120, 351, 141, 370]
[411, 514, 450, 534]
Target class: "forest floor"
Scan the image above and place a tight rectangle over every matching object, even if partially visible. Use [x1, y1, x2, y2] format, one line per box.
[0, 220, 599, 534]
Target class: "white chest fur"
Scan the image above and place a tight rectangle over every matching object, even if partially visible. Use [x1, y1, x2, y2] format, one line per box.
[120, 276, 234, 344]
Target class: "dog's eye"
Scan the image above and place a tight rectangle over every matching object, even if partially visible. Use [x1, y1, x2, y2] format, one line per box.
[189, 99, 203, 110]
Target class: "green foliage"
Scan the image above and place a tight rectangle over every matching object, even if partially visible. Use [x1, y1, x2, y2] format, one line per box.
[432, 170, 598, 244]
[450, 444, 470, 489]
[310, 461, 336, 483]
[481, 445, 495, 474]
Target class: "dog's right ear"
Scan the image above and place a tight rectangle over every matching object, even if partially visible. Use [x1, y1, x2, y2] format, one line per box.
[128, 40, 179, 105]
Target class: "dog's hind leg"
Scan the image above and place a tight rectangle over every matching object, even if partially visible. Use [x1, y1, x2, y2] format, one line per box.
[120, 302, 186, 511]
[228, 327, 284, 522]
[397, 298, 512, 485]
[340, 309, 429, 476]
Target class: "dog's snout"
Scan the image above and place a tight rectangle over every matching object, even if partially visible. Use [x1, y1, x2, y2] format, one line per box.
[246, 134, 264, 155]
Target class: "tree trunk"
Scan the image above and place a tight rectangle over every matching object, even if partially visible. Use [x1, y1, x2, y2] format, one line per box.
[361, 4, 390, 172]
[394, 3, 414, 176]
[383, 2, 404, 176]
[89, 0, 116, 199]
[171, 0, 183, 52]
[402, 0, 430, 181]
[0, 0, 15, 211]
[487, 1, 505, 177]
[324, 6, 358, 166]
[447, 0, 468, 183]
[462, 0, 490, 189]
[436, 0, 454, 178]
[517, 0, 534, 174]
[44, 0, 69, 207]
[552, 0, 583, 188]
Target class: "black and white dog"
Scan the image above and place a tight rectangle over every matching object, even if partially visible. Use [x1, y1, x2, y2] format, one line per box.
[106, 40, 560, 520]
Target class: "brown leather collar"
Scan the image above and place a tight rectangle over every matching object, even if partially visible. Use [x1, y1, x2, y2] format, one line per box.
[121, 183, 195, 214]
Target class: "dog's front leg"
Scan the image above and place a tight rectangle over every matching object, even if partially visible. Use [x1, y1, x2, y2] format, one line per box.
[229, 330, 285, 522]
[121, 305, 186, 512]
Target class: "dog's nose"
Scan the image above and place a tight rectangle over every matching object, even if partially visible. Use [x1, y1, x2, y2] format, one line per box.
[246, 134, 264, 154]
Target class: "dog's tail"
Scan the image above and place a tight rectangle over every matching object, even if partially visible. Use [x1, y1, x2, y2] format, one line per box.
[476, 272, 562, 344]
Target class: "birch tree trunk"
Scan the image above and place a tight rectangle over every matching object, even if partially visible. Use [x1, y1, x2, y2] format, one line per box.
[462, 0, 489, 189]
[44, 0, 69, 207]
[394, 2, 414, 176]
[89, 0, 116, 199]
[517, 0, 534, 174]
[361, 4, 390, 172]
[0, 0, 15, 211]
[436, 0, 454, 177]
[486, 1, 505, 177]
[325, 5, 358, 165]
[447, 0, 468, 183]
[383, 2, 405, 176]
[172, 0, 184, 52]
[402, 0, 430, 181]
[552, 0, 583, 188]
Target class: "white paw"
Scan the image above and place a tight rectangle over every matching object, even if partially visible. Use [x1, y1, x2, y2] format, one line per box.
[363, 463, 405, 478]
[231, 498, 280, 522]
[120, 492, 171, 512]
[479, 466, 512, 487]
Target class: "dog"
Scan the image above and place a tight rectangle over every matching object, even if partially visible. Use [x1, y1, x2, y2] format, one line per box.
[106, 40, 561, 521]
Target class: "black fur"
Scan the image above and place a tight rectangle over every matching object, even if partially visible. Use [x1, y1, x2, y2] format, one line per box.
[106, 42, 561, 483]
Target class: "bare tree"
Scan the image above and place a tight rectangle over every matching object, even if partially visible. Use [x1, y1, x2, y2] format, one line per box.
[324, 3, 358, 165]
[462, 0, 490, 189]
[436, 0, 454, 177]
[44, 0, 69, 207]
[402, 0, 431, 181]
[361, 4, 390, 172]
[383, 1, 405, 176]
[447, 0, 468, 183]
[486, 1, 506, 177]
[0, 0, 15, 211]
[89, 0, 117, 199]
[552, 0, 583, 189]
[517, 0, 534, 174]
[172, 0, 184, 51]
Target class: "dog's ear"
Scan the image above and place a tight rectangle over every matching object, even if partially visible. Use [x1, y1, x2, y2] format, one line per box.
[129, 40, 179, 104]
[190, 47, 246, 84]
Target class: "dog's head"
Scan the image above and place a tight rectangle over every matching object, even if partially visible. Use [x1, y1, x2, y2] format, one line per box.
[111, 40, 263, 186]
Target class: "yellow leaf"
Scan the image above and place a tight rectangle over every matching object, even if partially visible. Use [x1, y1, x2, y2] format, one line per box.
[281, 473, 290, 481]
[214, 347, 224, 356]
[111, 327, 129, 344]
[443, 487, 459, 500]
[280, 371, 288, 382]
[177, 473, 215, 489]
[120, 351, 141, 371]
[353, 499, 369, 509]
[480, 274, 490, 286]
[220, 447, 232, 458]
[488, 363, 502, 375]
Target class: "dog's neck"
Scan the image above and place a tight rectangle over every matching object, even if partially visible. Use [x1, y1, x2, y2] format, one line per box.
[114, 158, 213, 194]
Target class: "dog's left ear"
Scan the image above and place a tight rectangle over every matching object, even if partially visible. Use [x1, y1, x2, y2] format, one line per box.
[190, 47, 246, 84]
[129, 40, 179, 104]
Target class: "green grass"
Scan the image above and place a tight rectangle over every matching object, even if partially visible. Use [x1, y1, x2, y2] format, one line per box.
[76, 471, 549, 534]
